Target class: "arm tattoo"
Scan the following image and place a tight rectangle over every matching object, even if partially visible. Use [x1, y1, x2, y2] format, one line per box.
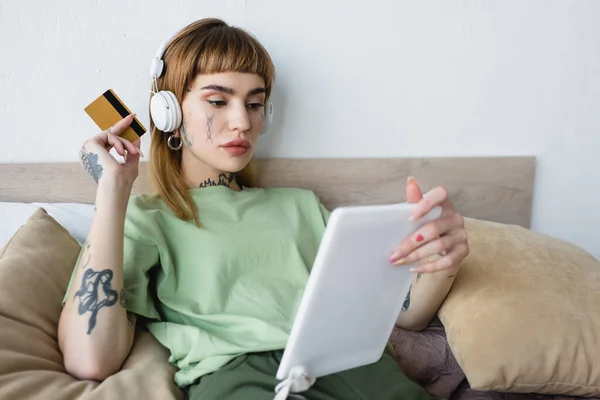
[119, 288, 126, 308]
[181, 122, 194, 147]
[74, 269, 118, 334]
[206, 113, 214, 143]
[199, 172, 238, 189]
[80, 241, 91, 269]
[401, 273, 422, 312]
[126, 312, 136, 326]
[401, 284, 412, 311]
[79, 146, 103, 184]
[119, 288, 136, 326]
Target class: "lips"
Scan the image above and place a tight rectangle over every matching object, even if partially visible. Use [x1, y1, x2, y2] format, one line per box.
[221, 139, 251, 149]
[221, 138, 251, 156]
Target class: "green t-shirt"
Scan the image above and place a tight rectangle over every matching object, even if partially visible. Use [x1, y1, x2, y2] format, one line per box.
[119, 186, 329, 387]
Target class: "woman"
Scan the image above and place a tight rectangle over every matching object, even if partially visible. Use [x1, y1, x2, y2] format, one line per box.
[58, 18, 469, 400]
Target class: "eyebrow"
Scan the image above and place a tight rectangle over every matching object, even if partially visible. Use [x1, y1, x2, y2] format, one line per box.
[199, 85, 266, 96]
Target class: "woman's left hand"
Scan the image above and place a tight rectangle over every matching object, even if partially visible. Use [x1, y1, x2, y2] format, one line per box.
[389, 177, 469, 274]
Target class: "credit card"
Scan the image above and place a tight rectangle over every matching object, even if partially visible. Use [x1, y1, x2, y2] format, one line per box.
[84, 89, 146, 143]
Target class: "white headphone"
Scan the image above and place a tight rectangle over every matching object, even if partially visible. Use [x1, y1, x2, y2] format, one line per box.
[148, 27, 274, 134]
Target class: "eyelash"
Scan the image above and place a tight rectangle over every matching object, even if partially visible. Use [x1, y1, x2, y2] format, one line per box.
[207, 100, 264, 110]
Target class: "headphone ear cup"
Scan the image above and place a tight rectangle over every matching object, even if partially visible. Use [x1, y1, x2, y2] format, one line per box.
[261, 100, 273, 134]
[150, 90, 182, 133]
[150, 91, 170, 132]
[164, 91, 182, 132]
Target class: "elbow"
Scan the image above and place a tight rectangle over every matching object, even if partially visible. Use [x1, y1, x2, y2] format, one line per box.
[395, 313, 431, 332]
[57, 312, 131, 381]
[61, 345, 123, 382]
[63, 356, 118, 382]
[396, 320, 429, 332]
[406, 321, 429, 332]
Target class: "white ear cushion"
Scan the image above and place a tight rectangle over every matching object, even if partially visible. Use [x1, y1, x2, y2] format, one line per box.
[150, 92, 169, 132]
[150, 91, 182, 133]
[164, 91, 182, 132]
[262, 100, 273, 134]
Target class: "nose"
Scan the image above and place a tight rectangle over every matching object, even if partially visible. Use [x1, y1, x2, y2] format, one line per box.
[228, 102, 251, 133]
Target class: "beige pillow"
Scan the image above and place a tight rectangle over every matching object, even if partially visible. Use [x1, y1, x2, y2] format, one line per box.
[438, 218, 600, 397]
[0, 208, 183, 400]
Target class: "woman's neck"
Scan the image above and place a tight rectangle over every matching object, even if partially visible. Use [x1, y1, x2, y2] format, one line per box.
[181, 151, 242, 191]
[198, 172, 241, 190]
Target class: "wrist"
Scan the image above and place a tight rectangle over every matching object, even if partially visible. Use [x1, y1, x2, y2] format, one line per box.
[96, 175, 134, 204]
[98, 173, 134, 191]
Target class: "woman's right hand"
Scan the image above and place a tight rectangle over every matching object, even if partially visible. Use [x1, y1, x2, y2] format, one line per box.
[79, 114, 143, 188]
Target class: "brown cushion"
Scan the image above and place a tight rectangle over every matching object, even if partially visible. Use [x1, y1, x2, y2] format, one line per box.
[438, 218, 600, 397]
[450, 379, 600, 400]
[0, 208, 183, 400]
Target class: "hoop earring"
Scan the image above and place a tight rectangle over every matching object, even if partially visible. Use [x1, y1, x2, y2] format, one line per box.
[167, 134, 183, 151]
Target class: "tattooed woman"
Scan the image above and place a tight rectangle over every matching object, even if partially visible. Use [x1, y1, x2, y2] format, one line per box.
[58, 18, 469, 400]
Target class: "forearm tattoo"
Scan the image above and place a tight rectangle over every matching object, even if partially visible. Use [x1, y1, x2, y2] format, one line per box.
[119, 288, 136, 327]
[401, 273, 423, 311]
[181, 122, 194, 148]
[119, 288, 126, 308]
[79, 146, 103, 184]
[80, 241, 91, 269]
[402, 285, 412, 311]
[74, 269, 118, 334]
[199, 172, 238, 189]
[206, 113, 214, 143]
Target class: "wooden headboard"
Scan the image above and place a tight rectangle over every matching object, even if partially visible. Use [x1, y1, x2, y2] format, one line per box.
[0, 156, 536, 227]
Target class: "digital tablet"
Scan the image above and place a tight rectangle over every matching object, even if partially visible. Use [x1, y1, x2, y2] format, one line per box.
[276, 202, 443, 381]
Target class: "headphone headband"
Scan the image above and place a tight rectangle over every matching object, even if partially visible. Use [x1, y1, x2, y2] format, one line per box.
[149, 27, 186, 80]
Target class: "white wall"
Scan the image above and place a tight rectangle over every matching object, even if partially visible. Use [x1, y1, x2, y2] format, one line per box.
[1, 0, 598, 259]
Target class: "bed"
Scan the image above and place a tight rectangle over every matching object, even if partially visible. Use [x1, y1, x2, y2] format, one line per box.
[0, 157, 535, 226]
[1, 156, 599, 400]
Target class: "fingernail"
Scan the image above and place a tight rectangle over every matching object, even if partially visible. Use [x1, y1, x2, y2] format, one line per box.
[393, 258, 407, 265]
[407, 176, 417, 184]
[415, 234, 424, 242]
[410, 268, 420, 273]
[138, 149, 144, 158]
[389, 252, 401, 263]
